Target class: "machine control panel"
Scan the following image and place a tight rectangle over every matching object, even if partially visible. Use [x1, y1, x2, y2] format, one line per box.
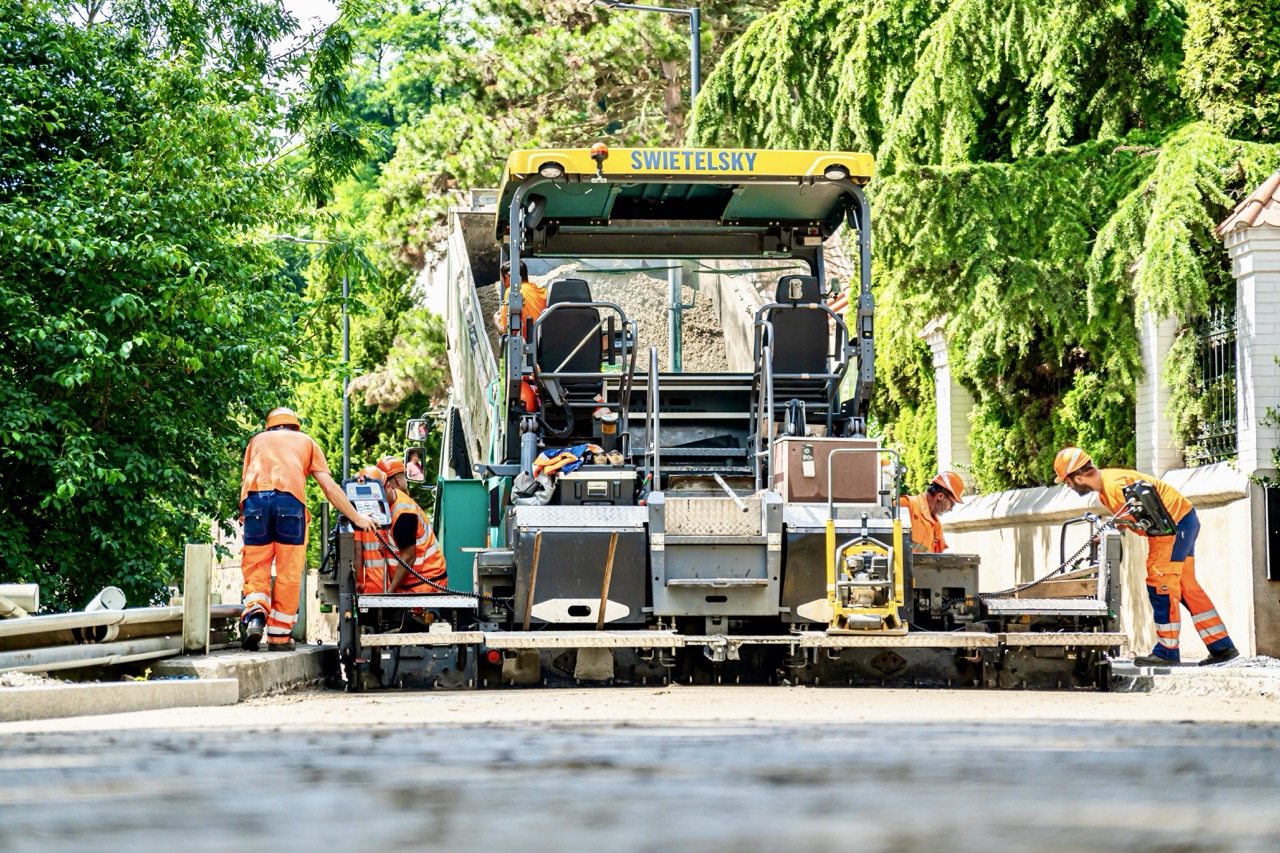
[343, 478, 391, 527]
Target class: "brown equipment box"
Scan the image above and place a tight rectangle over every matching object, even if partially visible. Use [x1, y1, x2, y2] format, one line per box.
[772, 437, 879, 503]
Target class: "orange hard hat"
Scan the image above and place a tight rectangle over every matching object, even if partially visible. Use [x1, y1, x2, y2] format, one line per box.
[931, 471, 965, 504]
[377, 455, 405, 478]
[1053, 447, 1093, 483]
[265, 407, 301, 430]
[356, 465, 385, 484]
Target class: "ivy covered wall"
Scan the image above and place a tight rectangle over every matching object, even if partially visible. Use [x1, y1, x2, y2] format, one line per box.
[691, 0, 1280, 491]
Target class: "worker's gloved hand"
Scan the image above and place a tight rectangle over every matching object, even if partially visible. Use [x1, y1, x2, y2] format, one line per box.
[351, 513, 378, 531]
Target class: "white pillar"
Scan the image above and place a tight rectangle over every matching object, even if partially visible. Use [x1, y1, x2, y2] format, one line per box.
[1135, 310, 1182, 474]
[919, 318, 974, 485]
[1226, 225, 1280, 475]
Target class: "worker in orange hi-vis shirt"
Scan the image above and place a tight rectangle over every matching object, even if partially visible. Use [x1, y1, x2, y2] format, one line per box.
[492, 259, 547, 335]
[377, 455, 448, 594]
[239, 408, 376, 651]
[1054, 446, 1239, 667]
[898, 471, 966, 554]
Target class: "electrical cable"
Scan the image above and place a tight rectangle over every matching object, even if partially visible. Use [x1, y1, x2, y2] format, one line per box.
[372, 527, 513, 610]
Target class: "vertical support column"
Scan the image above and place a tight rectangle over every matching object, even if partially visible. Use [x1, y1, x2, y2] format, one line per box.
[1135, 310, 1182, 474]
[919, 319, 974, 484]
[182, 543, 212, 656]
[1228, 225, 1280, 475]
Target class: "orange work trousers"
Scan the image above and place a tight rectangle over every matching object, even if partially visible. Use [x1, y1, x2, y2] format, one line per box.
[240, 490, 308, 646]
[1144, 509, 1234, 662]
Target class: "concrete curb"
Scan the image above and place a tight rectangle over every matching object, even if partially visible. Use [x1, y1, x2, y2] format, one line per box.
[1112, 661, 1280, 699]
[0, 678, 239, 723]
[152, 644, 333, 700]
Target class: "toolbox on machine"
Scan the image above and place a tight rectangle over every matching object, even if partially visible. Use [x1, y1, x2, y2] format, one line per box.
[772, 437, 879, 503]
[555, 467, 638, 506]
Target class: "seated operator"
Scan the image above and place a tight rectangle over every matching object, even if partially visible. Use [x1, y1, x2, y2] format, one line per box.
[492, 260, 546, 335]
[378, 456, 449, 593]
[899, 471, 965, 553]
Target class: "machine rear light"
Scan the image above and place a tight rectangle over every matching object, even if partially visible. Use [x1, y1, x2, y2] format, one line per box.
[823, 164, 850, 180]
[538, 162, 565, 179]
[485, 649, 501, 664]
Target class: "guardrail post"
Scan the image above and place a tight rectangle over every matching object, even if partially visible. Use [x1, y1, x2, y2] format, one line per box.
[182, 543, 213, 655]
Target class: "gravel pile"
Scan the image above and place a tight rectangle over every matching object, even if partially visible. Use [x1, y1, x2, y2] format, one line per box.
[476, 263, 730, 374]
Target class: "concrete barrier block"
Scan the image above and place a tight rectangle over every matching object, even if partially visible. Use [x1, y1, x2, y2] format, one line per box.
[0, 678, 238, 723]
[152, 644, 333, 699]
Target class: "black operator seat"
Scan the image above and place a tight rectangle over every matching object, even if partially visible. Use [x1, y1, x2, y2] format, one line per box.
[764, 275, 828, 375]
[536, 278, 602, 395]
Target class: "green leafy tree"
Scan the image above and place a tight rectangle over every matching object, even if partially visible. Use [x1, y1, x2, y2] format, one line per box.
[691, 0, 1280, 489]
[0, 1, 372, 608]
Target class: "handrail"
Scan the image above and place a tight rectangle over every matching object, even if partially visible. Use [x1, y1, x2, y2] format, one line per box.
[763, 344, 774, 488]
[824, 446, 904, 620]
[527, 300, 631, 380]
[649, 346, 661, 485]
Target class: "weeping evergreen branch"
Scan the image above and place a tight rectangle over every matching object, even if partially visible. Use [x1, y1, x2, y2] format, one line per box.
[691, 0, 1280, 487]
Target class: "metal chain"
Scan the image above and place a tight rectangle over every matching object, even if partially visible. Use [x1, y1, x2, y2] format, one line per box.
[978, 518, 1102, 600]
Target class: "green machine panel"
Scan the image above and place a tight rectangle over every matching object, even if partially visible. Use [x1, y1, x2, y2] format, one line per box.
[433, 479, 489, 592]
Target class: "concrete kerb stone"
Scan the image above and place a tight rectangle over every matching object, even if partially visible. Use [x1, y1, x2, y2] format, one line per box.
[151, 644, 333, 700]
[1111, 657, 1280, 699]
[0, 678, 239, 723]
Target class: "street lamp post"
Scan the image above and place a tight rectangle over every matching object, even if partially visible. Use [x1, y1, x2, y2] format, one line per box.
[272, 235, 351, 481]
[594, 1, 701, 99]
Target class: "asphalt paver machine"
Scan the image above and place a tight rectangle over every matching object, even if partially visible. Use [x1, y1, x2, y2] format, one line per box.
[321, 146, 1126, 690]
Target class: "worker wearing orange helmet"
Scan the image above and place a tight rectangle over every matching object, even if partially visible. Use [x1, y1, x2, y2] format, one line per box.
[239, 407, 376, 651]
[492, 259, 547, 335]
[352, 466, 393, 594]
[377, 455, 448, 593]
[899, 471, 966, 554]
[1054, 446, 1238, 667]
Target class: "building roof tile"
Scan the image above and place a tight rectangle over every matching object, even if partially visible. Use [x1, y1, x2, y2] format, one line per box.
[1216, 171, 1280, 237]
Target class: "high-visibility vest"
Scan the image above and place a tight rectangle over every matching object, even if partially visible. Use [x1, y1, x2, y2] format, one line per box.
[389, 494, 447, 592]
[355, 526, 391, 593]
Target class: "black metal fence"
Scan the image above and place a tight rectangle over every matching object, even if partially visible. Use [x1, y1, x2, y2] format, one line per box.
[1186, 304, 1238, 467]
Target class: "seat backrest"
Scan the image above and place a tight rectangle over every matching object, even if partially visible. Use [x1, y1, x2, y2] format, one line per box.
[766, 275, 828, 374]
[546, 278, 592, 305]
[774, 275, 822, 305]
[538, 279, 601, 388]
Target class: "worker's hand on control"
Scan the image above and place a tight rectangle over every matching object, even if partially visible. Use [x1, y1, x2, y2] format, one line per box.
[352, 513, 378, 531]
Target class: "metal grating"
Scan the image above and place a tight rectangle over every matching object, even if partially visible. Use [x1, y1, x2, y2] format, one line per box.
[664, 496, 762, 536]
[1186, 304, 1238, 467]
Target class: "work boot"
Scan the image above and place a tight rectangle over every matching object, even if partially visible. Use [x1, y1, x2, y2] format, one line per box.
[1132, 652, 1182, 667]
[267, 639, 297, 652]
[1199, 647, 1240, 666]
[241, 614, 266, 651]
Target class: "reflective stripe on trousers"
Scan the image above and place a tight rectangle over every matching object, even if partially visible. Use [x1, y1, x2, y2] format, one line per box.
[240, 490, 308, 643]
[1144, 509, 1235, 659]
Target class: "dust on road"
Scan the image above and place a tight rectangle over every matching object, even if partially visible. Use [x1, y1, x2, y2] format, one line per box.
[3, 688, 1280, 852]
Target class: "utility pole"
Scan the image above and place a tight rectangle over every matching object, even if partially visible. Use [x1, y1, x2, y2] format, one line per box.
[271, 235, 351, 480]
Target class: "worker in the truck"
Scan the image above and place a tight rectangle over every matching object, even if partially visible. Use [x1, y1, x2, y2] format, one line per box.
[377, 456, 449, 594]
[239, 407, 376, 651]
[1054, 446, 1239, 667]
[899, 471, 965, 554]
[492, 260, 547, 335]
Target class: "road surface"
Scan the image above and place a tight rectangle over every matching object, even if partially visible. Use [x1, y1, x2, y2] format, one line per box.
[2, 687, 1278, 852]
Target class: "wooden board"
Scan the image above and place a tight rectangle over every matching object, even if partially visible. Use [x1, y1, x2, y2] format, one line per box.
[1014, 577, 1098, 600]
